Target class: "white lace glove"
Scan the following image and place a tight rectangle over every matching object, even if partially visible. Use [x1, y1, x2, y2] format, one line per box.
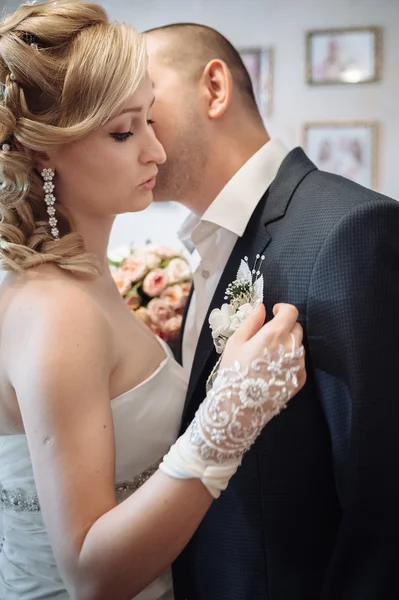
[160, 340, 304, 498]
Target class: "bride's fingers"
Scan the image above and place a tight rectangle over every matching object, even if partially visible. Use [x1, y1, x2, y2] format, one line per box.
[290, 322, 303, 350]
[272, 303, 299, 328]
[229, 303, 266, 346]
[251, 303, 299, 349]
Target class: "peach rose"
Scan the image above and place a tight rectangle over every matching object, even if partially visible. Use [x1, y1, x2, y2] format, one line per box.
[132, 244, 162, 269]
[112, 268, 132, 296]
[156, 245, 178, 259]
[134, 243, 157, 255]
[161, 284, 188, 311]
[125, 289, 141, 311]
[161, 315, 183, 343]
[181, 281, 192, 296]
[142, 268, 168, 297]
[147, 297, 175, 324]
[166, 257, 191, 285]
[145, 251, 162, 270]
[180, 282, 191, 312]
[122, 258, 147, 284]
[134, 306, 152, 326]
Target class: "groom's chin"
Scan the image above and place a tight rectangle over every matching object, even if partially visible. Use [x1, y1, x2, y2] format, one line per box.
[152, 185, 175, 203]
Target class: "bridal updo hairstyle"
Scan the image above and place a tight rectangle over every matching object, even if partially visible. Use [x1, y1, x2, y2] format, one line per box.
[0, 0, 146, 275]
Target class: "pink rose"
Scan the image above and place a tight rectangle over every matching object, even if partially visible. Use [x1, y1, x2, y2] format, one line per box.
[150, 323, 166, 339]
[147, 297, 175, 324]
[166, 257, 191, 285]
[142, 268, 168, 297]
[161, 315, 183, 343]
[134, 306, 163, 338]
[112, 268, 132, 296]
[122, 258, 147, 284]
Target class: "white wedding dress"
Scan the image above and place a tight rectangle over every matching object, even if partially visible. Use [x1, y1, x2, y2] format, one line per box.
[0, 338, 187, 600]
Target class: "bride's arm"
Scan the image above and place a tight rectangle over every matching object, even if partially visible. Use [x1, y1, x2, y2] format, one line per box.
[9, 286, 211, 599]
[9, 286, 303, 600]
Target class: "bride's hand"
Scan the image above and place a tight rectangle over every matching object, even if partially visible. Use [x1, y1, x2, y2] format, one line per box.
[161, 302, 306, 498]
[221, 302, 305, 391]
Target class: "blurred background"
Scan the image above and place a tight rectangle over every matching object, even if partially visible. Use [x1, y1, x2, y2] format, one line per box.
[2, 0, 398, 254]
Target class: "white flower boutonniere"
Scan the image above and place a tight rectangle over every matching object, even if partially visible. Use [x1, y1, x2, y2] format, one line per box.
[209, 254, 265, 354]
[206, 254, 265, 392]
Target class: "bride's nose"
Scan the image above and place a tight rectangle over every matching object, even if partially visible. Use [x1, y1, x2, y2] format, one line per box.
[140, 130, 166, 165]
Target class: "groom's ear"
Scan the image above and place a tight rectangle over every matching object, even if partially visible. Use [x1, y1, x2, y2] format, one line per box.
[201, 59, 232, 120]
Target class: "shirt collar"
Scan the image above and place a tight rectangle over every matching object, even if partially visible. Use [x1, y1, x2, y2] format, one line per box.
[178, 212, 201, 253]
[178, 138, 289, 250]
[202, 138, 288, 236]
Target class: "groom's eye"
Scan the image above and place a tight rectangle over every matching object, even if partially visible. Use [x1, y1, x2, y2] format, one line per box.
[110, 132, 133, 142]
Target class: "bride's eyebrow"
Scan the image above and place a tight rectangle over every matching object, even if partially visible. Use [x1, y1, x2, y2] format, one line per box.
[112, 97, 156, 119]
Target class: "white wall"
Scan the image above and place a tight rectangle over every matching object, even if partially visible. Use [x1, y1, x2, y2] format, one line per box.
[109, 201, 190, 253]
[1, 0, 398, 256]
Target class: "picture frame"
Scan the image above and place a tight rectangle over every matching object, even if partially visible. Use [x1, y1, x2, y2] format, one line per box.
[303, 120, 379, 190]
[239, 47, 273, 119]
[306, 27, 382, 85]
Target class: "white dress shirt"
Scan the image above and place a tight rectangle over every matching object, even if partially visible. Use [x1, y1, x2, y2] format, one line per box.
[179, 138, 289, 374]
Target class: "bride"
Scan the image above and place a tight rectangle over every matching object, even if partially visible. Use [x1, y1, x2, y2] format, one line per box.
[0, 2, 306, 599]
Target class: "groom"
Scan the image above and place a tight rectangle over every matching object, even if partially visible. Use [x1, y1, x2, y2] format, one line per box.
[145, 24, 399, 600]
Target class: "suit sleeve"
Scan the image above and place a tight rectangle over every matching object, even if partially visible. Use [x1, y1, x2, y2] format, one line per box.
[306, 198, 399, 599]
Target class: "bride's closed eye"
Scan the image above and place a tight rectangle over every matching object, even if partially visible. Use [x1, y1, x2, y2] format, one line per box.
[110, 120, 155, 143]
[110, 132, 133, 142]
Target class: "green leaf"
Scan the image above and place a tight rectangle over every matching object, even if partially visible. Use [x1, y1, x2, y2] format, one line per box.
[108, 259, 123, 268]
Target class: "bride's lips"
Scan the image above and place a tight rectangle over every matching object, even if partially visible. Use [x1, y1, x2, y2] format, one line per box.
[139, 173, 158, 191]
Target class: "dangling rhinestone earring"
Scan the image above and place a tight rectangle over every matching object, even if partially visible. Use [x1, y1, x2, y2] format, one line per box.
[41, 168, 59, 240]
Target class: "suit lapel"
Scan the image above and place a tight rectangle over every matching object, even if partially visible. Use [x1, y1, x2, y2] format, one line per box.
[182, 201, 272, 420]
[176, 282, 193, 365]
[182, 147, 317, 419]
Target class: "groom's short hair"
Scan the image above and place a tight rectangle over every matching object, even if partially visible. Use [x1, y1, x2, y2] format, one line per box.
[145, 23, 260, 118]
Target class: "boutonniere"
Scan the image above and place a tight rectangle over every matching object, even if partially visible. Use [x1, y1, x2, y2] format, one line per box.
[206, 254, 265, 390]
[209, 254, 265, 353]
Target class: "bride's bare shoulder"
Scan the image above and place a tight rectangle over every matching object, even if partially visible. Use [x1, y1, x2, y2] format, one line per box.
[1, 264, 111, 351]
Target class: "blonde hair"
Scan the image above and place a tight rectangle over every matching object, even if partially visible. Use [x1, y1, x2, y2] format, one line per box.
[0, 0, 147, 275]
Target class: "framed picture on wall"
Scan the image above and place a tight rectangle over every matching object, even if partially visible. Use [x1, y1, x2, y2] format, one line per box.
[239, 47, 273, 119]
[306, 27, 382, 85]
[303, 121, 379, 190]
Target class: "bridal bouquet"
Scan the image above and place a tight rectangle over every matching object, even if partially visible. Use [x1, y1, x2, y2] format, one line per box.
[109, 243, 192, 353]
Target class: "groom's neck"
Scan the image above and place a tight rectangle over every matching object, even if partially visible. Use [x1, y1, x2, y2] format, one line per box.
[182, 130, 270, 216]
